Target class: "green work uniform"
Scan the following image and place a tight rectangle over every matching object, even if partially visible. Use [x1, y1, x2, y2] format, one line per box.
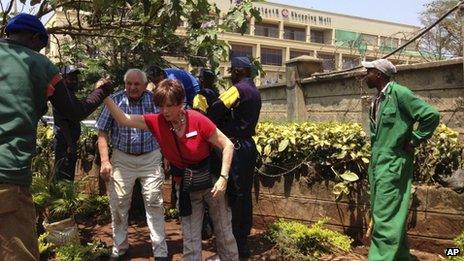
[0, 39, 59, 186]
[368, 81, 439, 261]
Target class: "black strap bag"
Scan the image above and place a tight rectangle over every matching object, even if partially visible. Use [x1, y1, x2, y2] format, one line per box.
[171, 129, 213, 192]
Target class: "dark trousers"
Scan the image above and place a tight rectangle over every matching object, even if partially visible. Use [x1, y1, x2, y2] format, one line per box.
[53, 126, 81, 181]
[227, 138, 258, 249]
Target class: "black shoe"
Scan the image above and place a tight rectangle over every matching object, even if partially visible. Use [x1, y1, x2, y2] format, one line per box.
[154, 257, 170, 261]
[109, 249, 129, 261]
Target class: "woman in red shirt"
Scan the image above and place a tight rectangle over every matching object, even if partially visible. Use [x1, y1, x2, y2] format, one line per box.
[102, 79, 238, 261]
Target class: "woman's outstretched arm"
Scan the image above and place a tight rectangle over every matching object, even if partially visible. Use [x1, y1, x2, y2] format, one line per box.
[103, 97, 148, 130]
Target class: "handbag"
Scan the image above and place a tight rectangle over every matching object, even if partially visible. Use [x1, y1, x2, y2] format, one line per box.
[171, 128, 213, 192]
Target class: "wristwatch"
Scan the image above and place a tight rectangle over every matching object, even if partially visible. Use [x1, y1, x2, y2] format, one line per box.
[220, 174, 229, 180]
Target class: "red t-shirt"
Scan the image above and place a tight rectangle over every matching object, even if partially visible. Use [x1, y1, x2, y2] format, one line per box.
[143, 110, 217, 169]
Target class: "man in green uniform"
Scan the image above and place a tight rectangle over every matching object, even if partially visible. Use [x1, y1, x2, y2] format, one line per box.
[0, 13, 112, 260]
[362, 59, 440, 261]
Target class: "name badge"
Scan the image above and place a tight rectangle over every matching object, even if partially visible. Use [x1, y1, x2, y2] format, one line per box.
[186, 131, 198, 138]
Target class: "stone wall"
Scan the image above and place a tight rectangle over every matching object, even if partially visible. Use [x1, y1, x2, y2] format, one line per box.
[250, 170, 464, 254]
[248, 59, 464, 253]
[160, 169, 464, 254]
[260, 83, 287, 121]
[260, 58, 464, 135]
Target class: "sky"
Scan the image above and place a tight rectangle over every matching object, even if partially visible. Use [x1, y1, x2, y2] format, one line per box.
[1, 0, 430, 26]
[270, 0, 430, 26]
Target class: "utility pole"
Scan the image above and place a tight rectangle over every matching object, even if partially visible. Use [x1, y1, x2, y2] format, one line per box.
[460, 2, 464, 82]
[461, 2, 464, 82]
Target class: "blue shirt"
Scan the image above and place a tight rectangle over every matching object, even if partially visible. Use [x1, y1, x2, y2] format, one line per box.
[95, 90, 159, 154]
[164, 68, 200, 107]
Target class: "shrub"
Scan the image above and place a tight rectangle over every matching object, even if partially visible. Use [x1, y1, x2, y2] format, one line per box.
[38, 232, 55, 256]
[415, 124, 464, 184]
[448, 231, 464, 261]
[77, 195, 111, 223]
[55, 240, 110, 261]
[165, 207, 179, 220]
[255, 122, 370, 198]
[266, 219, 352, 259]
[254, 121, 463, 196]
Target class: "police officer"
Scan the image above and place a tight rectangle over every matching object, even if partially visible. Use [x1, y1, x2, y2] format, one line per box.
[362, 59, 439, 261]
[53, 65, 82, 181]
[193, 68, 220, 113]
[208, 57, 262, 258]
[146, 65, 200, 108]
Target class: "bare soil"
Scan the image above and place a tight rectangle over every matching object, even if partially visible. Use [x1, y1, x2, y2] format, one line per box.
[78, 219, 446, 261]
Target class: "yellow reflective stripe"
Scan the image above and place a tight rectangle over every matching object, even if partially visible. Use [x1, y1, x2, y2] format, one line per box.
[219, 86, 240, 109]
[193, 94, 208, 113]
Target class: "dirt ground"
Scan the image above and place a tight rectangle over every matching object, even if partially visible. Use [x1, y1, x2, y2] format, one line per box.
[79, 219, 446, 261]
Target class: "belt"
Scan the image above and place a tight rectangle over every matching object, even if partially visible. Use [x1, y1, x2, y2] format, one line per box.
[229, 137, 252, 142]
[187, 157, 210, 169]
[125, 151, 150, 156]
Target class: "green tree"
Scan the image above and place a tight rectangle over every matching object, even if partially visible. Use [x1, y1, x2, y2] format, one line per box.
[1, 0, 261, 91]
[419, 0, 463, 60]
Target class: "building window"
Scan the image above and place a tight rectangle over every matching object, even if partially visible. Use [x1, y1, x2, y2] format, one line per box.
[310, 29, 325, 44]
[255, 23, 279, 38]
[261, 47, 282, 66]
[404, 40, 418, 52]
[284, 26, 306, 41]
[317, 53, 335, 71]
[342, 56, 360, 69]
[380, 37, 399, 48]
[230, 44, 253, 59]
[290, 50, 312, 59]
[335, 29, 359, 48]
[361, 34, 378, 46]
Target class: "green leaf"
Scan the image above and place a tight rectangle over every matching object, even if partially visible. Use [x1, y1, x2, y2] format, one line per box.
[263, 144, 272, 156]
[340, 171, 359, 182]
[278, 139, 289, 152]
[333, 182, 347, 195]
[335, 150, 347, 159]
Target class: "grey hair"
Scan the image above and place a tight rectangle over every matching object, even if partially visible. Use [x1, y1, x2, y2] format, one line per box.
[124, 68, 148, 84]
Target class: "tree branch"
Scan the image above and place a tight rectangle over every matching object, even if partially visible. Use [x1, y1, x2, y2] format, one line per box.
[1, 0, 14, 37]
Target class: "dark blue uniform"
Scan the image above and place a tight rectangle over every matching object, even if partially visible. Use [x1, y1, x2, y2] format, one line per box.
[208, 77, 261, 254]
[53, 108, 81, 181]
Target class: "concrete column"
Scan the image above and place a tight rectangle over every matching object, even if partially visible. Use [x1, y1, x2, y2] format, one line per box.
[285, 66, 306, 122]
[255, 44, 262, 87]
[279, 21, 284, 39]
[285, 56, 323, 122]
[306, 25, 311, 43]
[461, 3, 464, 82]
[285, 47, 290, 62]
[336, 53, 343, 70]
[331, 29, 335, 45]
[255, 44, 261, 62]
[250, 17, 255, 36]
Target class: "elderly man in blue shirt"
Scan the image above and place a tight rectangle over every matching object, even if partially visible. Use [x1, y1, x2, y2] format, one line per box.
[96, 69, 167, 260]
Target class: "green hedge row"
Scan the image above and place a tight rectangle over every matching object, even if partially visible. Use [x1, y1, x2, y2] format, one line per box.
[254, 122, 463, 189]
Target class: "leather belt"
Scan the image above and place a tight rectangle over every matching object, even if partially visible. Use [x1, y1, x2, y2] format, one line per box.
[125, 151, 150, 156]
